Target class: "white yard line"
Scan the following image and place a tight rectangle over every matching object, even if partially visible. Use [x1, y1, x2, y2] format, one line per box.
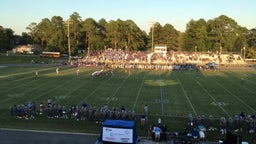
[1, 76, 40, 95]
[158, 72, 164, 115]
[0, 76, 59, 104]
[30, 74, 77, 102]
[132, 72, 146, 110]
[0, 66, 7, 68]
[60, 78, 95, 105]
[192, 77, 230, 117]
[244, 78, 256, 85]
[0, 68, 56, 104]
[230, 77, 256, 95]
[215, 80, 256, 113]
[173, 73, 197, 115]
[107, 75, 130, 104]
[225, 71, 256, 95]
[0, 97, 11, 104]
[77, 76, 113, 106]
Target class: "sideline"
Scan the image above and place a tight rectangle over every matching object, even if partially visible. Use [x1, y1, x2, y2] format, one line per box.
[0, 127, 99, 144]
[0, 127, 100, 136]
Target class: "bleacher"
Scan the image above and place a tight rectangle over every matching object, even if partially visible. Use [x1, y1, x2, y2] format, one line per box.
[79, 50, 248, 68]
[218, 54, 246, 65]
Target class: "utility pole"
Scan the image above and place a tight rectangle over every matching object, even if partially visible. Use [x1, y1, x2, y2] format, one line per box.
[67, 20, 71, 63]
[152, 26, 154, 52]
[67, 20, 73, 63]
[243, 46, 246, 61]
[86, 31, 90, 55]
[150, 22, 156, 52]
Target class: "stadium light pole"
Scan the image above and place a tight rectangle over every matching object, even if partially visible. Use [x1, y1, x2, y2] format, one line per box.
[151, 25, 154, 52]
[150, 22, 156, 52]
[86, 31, 90, 55]
[243, 46, 246, 61]
[67, 20, 73, 63]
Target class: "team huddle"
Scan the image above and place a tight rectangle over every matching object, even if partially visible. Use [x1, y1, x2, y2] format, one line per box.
[91, 69, 114, 78]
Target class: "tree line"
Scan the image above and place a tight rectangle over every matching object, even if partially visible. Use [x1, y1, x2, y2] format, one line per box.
[1, 12, 256, 58]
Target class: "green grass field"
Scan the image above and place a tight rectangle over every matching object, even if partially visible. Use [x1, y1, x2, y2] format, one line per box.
[0, 56, 256, 142]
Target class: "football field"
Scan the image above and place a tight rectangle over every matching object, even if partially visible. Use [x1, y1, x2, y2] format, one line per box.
[0, 65, 256, 142]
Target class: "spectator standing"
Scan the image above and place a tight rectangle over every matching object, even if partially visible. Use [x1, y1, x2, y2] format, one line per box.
[154, 126, 161, 142]
[208, 115, 214, 131]
[143, 104, 148, 116]
[158, 117, 162, 125]
[220, 117, 227, 134]
[39, 102, 44, 115]
[35, 71, 38, 78]
[56, 67, 59, 74]
[188, 113, 193, 127]
[140, 112, 147, 130]
[76, 69, 80, 76]
[121, 106, 125, 113]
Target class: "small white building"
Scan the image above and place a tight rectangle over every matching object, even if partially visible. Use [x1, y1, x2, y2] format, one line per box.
[154, 45, 167, 56]
[12, 45, 33, 54]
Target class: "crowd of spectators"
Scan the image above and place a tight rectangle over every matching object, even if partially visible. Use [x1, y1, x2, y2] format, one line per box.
[74, 49, 246, 70]
[10, 99, 136, 123]
[9, 99, 255, 136]
[186, 112, 255, 136]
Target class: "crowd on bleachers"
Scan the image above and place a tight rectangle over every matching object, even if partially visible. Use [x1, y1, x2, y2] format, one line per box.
[74, 49, 246, 70]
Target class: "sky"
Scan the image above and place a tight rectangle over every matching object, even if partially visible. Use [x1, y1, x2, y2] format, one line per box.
[1, 0, 256, 35]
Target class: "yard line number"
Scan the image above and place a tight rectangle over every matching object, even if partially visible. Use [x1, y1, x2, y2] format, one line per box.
[211, 101, 228, 106]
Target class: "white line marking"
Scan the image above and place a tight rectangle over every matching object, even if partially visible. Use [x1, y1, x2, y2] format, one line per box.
[192, 77, 230, 117]
[107, 75, 130, 104]
[77, 76, 113, 106]
[132, 72, 146, 110]
[215, 80, 256, 112]
[158, 72, 164, 115]
[173, 73, 197, 115]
